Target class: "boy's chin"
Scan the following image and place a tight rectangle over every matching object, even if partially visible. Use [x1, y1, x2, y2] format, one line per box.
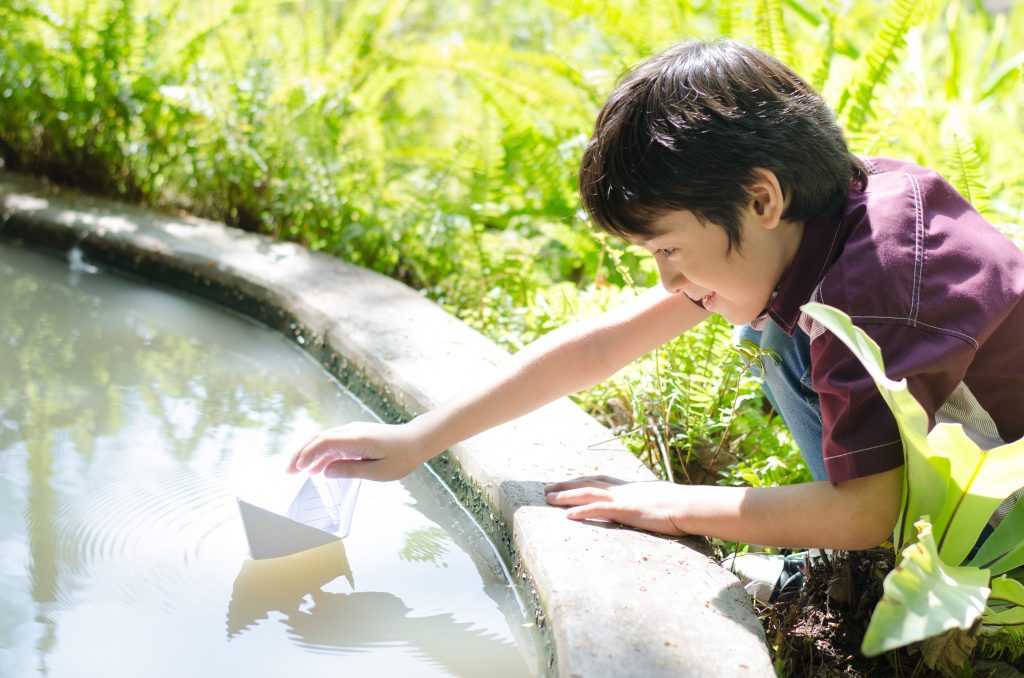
[719, 308, 763, 326]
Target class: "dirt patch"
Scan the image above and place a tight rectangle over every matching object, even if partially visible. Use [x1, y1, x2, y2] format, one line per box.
[759, 549, 1024, 677]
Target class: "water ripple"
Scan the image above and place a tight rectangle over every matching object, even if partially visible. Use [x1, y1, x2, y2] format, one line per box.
[49, 465, 242, 625]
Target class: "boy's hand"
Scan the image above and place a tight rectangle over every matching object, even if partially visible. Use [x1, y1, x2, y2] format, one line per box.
[287, 421, 429, 482]
[544, 475, 691, 537]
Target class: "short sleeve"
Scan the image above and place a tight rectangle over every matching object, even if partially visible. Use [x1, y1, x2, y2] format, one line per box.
[810, 322, 975, 483]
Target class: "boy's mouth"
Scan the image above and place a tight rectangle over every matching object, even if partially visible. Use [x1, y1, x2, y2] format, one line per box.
[701, 292, 716, 310]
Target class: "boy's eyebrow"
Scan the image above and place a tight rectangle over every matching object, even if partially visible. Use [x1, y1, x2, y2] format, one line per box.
[635, 228, 672, 246]
[625, 233, 659, 248]
[638, 215, 681, 242]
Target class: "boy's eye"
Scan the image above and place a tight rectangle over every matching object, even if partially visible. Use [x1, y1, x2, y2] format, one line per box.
[657, 247, 676, 258]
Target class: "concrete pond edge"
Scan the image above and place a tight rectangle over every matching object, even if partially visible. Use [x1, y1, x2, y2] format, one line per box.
[0, 172, 774, 677]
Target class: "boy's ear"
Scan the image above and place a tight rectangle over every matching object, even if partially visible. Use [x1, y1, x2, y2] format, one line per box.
[747, 168, 786, 230]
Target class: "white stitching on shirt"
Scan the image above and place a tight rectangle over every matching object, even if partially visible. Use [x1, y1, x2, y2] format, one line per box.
[907, 172, 924, 321]
[804, 216, 848, 329]
[825, 439, 902, 460]
[780, 198, 850, 334]
[846, 315, 979, 347]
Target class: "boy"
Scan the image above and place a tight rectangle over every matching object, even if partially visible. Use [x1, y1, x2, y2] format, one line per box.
[288, 40, 1024, 554]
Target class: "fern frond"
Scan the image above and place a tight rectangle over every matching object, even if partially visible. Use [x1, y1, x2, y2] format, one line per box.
[979, 624, 1024, 662]
[754, 0, 795, 66]
[943, 0, 962, 100]
[836, 0, 935, 133]
[974, 12, 1007, 99]
[717, 0, 738, 37]
[539, 0, 647, 56]
[978, 49, 1024, 102]
[942, 132, 992, 217]
[809, 2, 839, 93]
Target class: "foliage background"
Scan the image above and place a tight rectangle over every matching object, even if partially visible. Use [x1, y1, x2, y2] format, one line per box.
[1, 0, 1022, 522]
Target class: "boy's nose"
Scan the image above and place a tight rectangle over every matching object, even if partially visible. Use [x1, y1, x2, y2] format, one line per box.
[657, 263, 687, 295]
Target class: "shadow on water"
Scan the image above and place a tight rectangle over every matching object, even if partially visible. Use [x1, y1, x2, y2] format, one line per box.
[227, 541, 354, 638]
[227, 540, 527, 678]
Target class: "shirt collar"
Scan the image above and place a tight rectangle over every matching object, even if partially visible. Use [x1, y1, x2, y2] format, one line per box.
[761, 200, 858, 335]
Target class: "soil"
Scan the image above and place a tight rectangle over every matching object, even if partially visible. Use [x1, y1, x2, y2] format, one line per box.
[758, 549, 1024, 677]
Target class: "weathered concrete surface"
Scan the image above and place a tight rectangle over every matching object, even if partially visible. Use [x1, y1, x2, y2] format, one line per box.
[0, 172, 775, 677]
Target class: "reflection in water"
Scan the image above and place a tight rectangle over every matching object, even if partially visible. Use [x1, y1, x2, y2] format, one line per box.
[400, 527, 451, 565]
[0, 243, 536, 677]
[227, 541, 354, 638]
[286, 591, 529, 678]
[228, 540, 527, 678]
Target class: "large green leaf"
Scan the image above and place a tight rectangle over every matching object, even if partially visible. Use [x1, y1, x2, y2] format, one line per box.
[969, 497, 1024, 574]
[927, 424, 1024, 567]
[983, 576, 1024, 628]
[861, 519, 990, 656]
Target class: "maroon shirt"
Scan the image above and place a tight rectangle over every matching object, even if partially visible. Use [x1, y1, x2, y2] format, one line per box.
[764, 157, 1024, 483]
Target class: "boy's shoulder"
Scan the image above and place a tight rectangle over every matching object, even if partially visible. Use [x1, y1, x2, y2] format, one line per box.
[814, 155, 1024, 345]
[842, 155, 1014, 270]
[853, 155, 992, 238]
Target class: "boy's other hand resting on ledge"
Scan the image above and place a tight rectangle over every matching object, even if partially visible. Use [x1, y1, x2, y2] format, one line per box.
[545, 468, 903, 551]
[544, 475, 693, 537]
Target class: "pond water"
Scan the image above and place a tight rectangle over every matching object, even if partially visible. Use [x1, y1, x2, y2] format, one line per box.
[0, 243, 538, 677]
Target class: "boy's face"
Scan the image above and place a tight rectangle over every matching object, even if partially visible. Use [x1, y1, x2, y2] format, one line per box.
[638, 206, 803, 325]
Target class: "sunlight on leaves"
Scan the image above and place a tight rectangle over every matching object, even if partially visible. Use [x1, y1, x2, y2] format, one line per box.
[861, 519, 989, 656]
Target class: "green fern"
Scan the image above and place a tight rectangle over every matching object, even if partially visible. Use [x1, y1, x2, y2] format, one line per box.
[809, 2, 839, 93]
[717, 0, 738, 37]
[942, 132, 993, 217]
[754, 0, 794, 67]
[978, 49, 1024, 102]
[943, 0, 963, 100]
[836, 0, 935, 133]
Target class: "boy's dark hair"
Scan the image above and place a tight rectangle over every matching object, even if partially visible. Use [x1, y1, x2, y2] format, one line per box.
[579, 39, 866, 249]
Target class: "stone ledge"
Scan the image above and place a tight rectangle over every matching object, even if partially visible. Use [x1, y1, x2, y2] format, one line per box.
[0, 172, 774, 677]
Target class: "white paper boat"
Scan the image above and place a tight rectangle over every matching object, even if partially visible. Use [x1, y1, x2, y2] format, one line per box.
[237, 472, 360, 560]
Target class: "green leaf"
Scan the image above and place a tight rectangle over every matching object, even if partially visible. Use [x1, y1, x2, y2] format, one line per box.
[862, 519, 990, 656]
[983, 575, 1024, 631]
[978, 49, 1024, 102]
[989, 576, 1024, 608]
[942, 131, 993, 217]
[754, 0, 794, 67]
[969, 498, 1024, 574]
[928, 425, 1024, 567]
[983, 605, 1024, 628]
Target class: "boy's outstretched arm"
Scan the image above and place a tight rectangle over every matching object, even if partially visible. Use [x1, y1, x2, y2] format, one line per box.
[288, 285, 710, 481]
[545, 466, 904, 550]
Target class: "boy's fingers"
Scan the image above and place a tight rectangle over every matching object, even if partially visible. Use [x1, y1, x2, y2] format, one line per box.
[286, 445, 314, 473]
[545, 487, 614, 507]
[544, 475, 622, 494]
[304, 455, 338, 476]
[289, 428, 367, 474]
[565, 502, 618, 522]
[324, 459, 364, 479]
[324, 459, 389, 482]
[290, 432, 329, 472]
[304, 447, 368, 476]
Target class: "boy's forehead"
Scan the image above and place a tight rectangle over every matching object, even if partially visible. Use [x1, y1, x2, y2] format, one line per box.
[632, 210, 700, 243]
